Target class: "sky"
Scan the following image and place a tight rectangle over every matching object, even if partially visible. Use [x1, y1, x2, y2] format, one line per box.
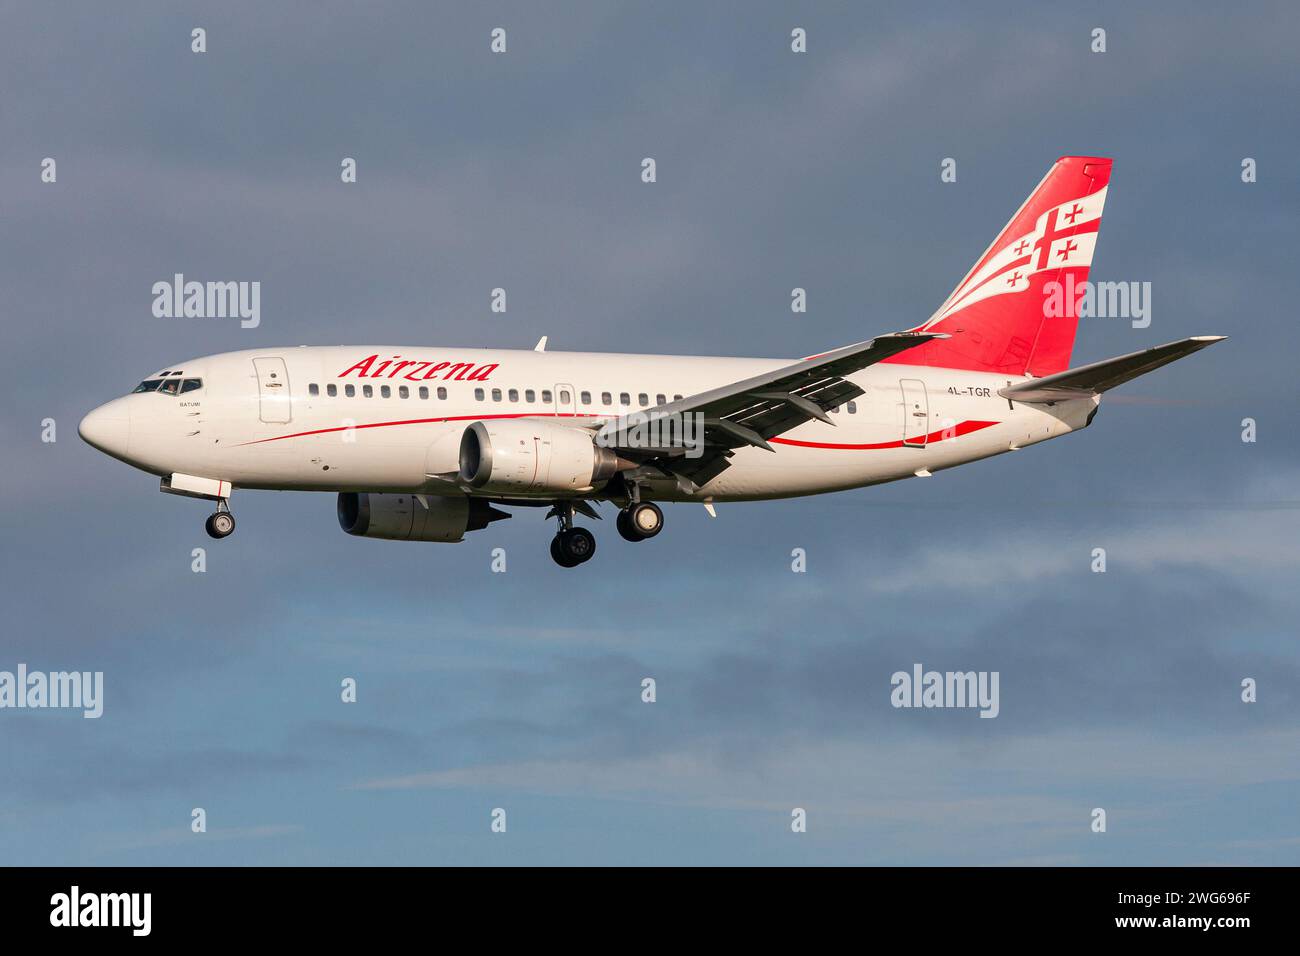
[2, 0, 1299, 865]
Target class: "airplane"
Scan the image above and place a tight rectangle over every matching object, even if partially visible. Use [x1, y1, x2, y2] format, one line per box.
[79, 156, 1223, 567]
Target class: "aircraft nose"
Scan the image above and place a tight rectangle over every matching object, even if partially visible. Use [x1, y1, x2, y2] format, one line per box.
[79, 400, 131, 457]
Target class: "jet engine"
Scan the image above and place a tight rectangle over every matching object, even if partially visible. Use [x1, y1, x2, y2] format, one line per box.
[458, 420, 632, 495]
[337, 492, 508, 542]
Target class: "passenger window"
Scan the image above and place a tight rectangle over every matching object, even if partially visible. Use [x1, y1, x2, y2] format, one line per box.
[542, 389, 552, 403]
[656, 393, 666, 405]
[847, 400, 857, 414]
[418, 386, 428, 399]
[327, 384, 337, 397]
[525, 389, 535, 403]
[601, 392, 612, 406]
[180, 379, 203, 394]
[491, 388, 502, 402]
[160, 379, 180, 395]
[619, 392, 630, 405]
[638, 393, 649, 406]
[580, 391, 591, 404]
[345, 385, 356, 397]
[437, 386, 448, 400]
[559, 389, 571, 404]
[673, 394, 682, 401]
[380, 385, 391, 398]
[474, 388, 485, 401]
[399, 386, 409, 399]
[308, 383, 320, 396]
[509, 389, 519, 402]
[363, 385, 373, 398]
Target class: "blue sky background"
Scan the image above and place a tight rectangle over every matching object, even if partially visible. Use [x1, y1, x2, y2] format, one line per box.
[2, 0, 1298, 864]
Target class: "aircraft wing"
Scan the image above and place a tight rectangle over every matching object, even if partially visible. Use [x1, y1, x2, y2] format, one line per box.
[594, 331, 945, 492]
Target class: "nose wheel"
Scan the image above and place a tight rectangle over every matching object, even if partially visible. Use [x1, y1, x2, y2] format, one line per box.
[204, 501, 236, 539]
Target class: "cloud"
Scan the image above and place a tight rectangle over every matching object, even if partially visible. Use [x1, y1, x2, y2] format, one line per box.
[94, 824, 303, 854]
[353, 728, 1300, 862]
[860, 504, 1300, 594]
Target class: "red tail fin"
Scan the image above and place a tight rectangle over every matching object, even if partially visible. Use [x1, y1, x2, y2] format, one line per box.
[886, 156, 1112, 377]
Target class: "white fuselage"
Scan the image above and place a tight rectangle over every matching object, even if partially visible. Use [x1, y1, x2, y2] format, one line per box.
[82, 346, 1097, 502]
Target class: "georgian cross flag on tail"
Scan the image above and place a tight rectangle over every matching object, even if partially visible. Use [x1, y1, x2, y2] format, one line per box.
[884, 156, 1113, 378]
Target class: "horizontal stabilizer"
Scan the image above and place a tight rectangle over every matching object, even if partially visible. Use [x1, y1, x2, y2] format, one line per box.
[998, 336, 1225, 404]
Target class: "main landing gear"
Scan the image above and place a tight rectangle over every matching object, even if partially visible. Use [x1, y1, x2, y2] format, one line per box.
[548, 502, 596, 568]
[204, 499, 236, 539]
[547, 496, 667, 567]
[551, 527, 596, 567]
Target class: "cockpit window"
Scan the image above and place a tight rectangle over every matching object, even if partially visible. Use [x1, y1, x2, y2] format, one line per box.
[133, 377, 202, 395]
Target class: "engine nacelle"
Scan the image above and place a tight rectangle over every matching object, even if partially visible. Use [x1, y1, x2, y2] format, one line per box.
[337, 492, 508, 542]
[458, 420, 630, 495]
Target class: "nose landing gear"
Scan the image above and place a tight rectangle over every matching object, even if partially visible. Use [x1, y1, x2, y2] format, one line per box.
[204, 500, 236, 539]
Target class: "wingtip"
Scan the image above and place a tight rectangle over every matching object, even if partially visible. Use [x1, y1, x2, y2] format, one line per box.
[1191, 335, 1228, 343]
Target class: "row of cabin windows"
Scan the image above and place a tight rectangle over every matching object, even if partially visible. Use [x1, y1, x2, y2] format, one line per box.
[304, 384, 688, 407]
[472, 388, 686, 407]
[308, 383, 448, 400]
[304, 382, 857, 415]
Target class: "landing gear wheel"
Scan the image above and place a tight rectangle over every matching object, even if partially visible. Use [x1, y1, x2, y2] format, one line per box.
[550, 535, 577, 568]
[205, 511, 235, 539]
[552, 527, 596, 566]
[618, 501, 663, 541]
